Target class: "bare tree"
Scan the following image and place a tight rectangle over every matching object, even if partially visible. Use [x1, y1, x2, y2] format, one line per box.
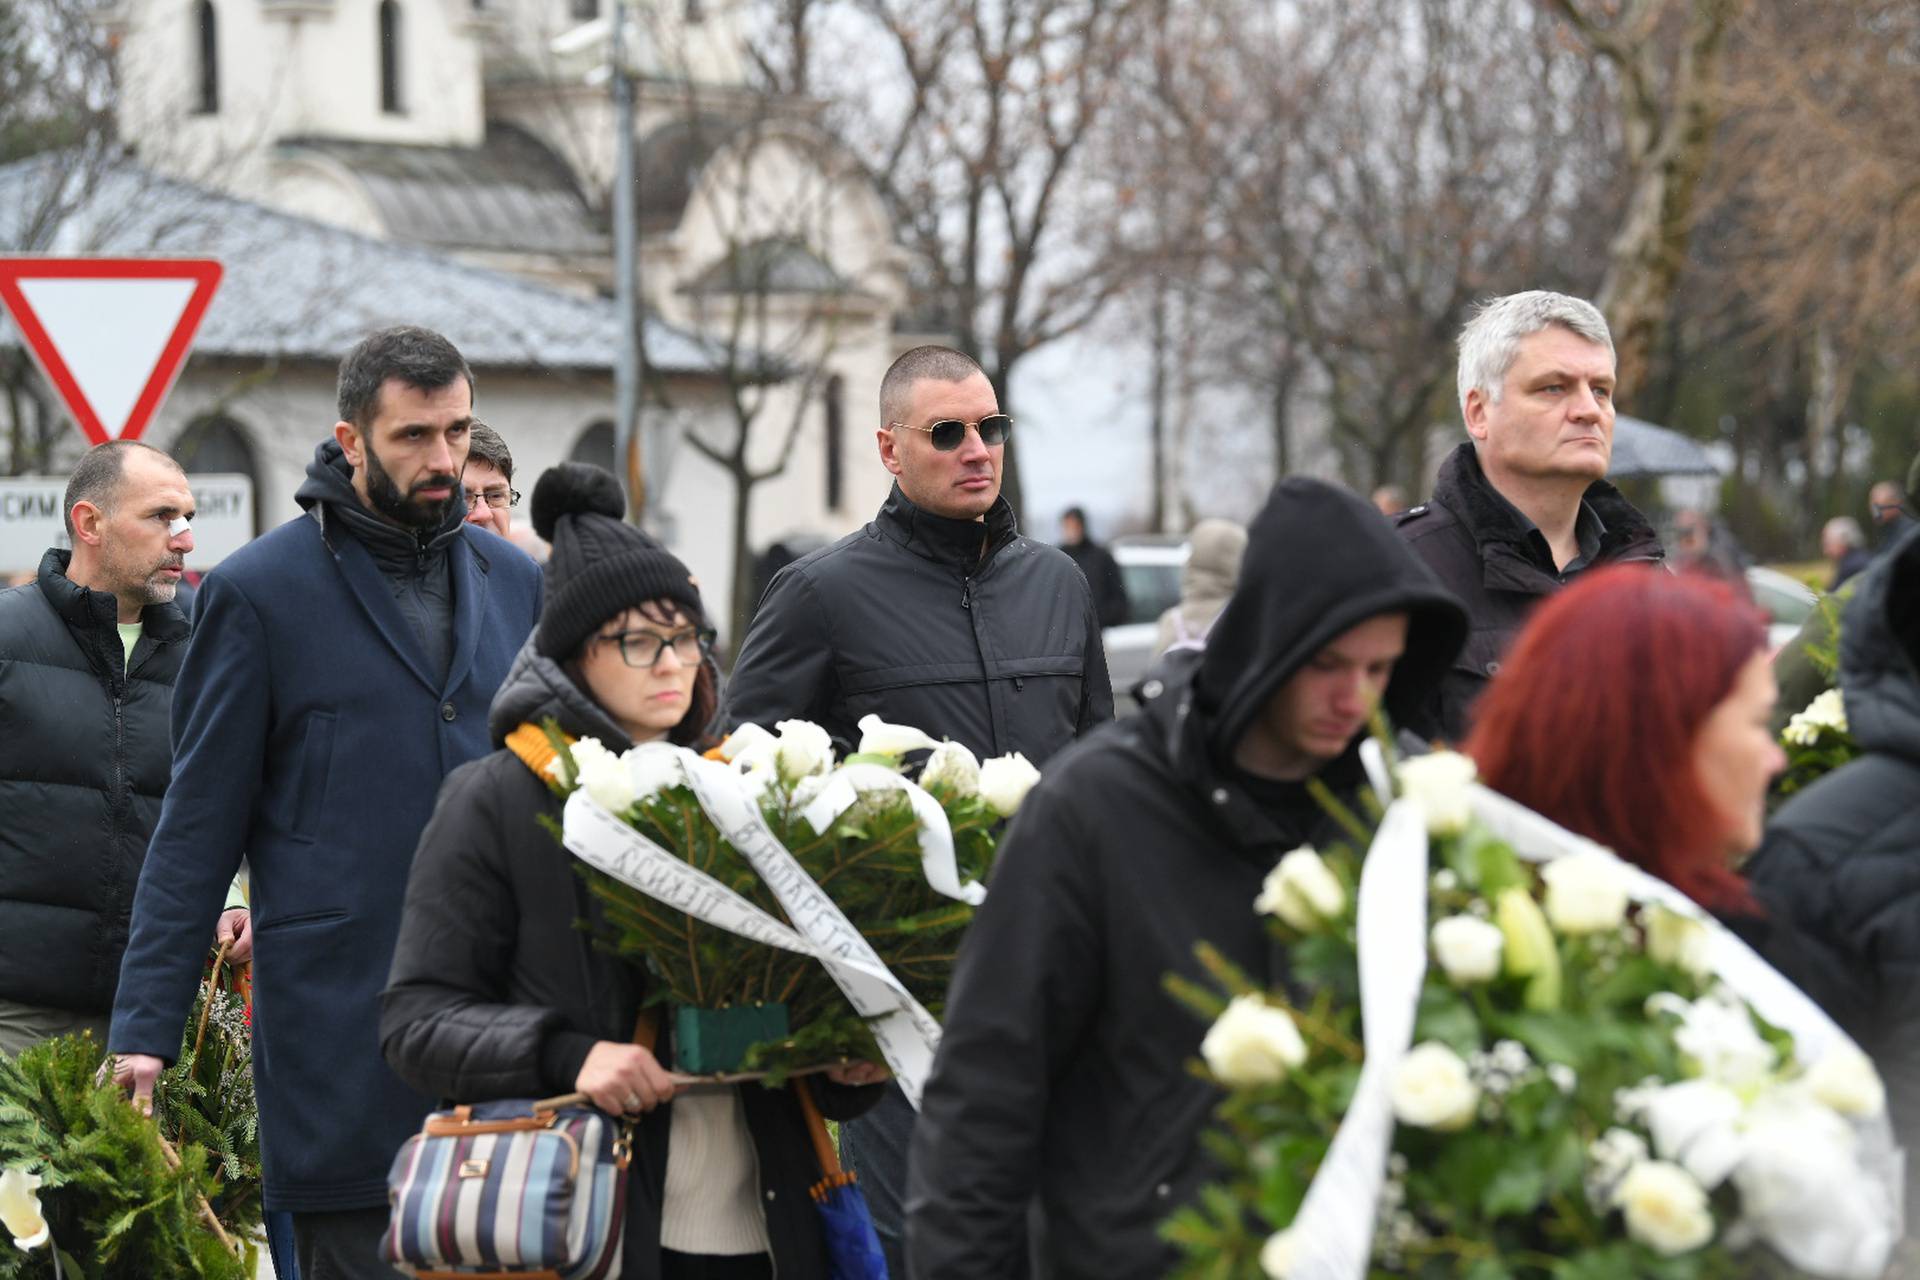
[1119, 0, 1619, 492]
[1703, 0, 1920, 510]
[1540, 0, 1745, 401]
[786, 0, 1149, 519]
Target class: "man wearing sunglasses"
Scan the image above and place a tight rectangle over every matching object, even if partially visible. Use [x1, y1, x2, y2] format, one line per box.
[726, 343, 1114, 1276]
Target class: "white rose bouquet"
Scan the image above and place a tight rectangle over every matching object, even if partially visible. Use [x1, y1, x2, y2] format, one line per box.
[1166, 748, 1898, 1280]
[538, 716, 1031, 1078]
[1775, 687, 1858, 803]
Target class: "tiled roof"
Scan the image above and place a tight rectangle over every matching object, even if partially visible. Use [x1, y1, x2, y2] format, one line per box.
[0, 154, 727, 374]
[277, 124, 609, 257]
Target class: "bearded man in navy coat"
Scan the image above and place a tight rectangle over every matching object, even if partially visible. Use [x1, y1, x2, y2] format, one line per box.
[109, 326, 543, 1277]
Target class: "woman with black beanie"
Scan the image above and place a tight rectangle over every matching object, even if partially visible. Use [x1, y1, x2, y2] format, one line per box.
[380, 463, 883, 1280]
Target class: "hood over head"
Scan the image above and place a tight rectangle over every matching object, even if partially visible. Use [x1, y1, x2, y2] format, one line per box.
[1196, 477, 1468, 762]
[1839, 523, 1920, 758]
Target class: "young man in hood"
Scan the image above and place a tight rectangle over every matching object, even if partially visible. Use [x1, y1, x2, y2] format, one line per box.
[108, 326, 543, 1278]
[905, 477, 1466, 1280]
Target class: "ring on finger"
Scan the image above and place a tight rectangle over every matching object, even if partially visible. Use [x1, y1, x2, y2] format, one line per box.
[623, 1094, 643, 1112]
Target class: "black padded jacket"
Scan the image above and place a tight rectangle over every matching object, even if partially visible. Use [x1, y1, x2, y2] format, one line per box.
[0, 549, 188, 1015]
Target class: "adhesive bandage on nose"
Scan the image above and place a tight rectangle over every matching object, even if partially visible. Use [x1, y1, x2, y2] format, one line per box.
[167, 516, 192, 538]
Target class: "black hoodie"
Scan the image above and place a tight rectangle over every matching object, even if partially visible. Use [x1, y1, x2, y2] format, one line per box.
[906, 478, 1467, 1280]
[295, 438, 466, 684]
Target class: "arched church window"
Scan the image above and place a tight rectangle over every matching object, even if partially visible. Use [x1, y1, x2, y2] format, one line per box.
[172, 415, 263, 538]
[379, 0, 405, 115]
[194, 0, 218, 115]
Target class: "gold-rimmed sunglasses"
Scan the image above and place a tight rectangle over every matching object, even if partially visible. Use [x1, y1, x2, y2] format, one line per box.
[889, 413, 1013, 452]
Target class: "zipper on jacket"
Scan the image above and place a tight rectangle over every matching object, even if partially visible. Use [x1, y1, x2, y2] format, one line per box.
[961, 577, 972, 610]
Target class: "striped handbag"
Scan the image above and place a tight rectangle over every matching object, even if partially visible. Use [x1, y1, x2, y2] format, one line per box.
[381, 1093, 632, 1280]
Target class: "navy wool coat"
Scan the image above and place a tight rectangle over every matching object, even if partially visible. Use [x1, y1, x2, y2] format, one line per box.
[109, 509, 541, 1213]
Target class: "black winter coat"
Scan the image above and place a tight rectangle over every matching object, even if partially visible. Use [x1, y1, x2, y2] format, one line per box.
[381, 643, 880, 1278]
[0, 549, 188, 1015]
[724, 484, 1113, 762]
[1395, 443, 1664, 742]
[1745, 525, 1920, 1225]
[905, 478, 1467, 1280]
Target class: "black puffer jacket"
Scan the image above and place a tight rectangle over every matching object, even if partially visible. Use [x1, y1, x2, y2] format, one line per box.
[1395, 443, 1663, 742]
[0, 549, 188, 1014]
[905, 478, 1467, 1280]
[1745, 525, 1920, 1222]
[725, 484, 1113, 761]
[380, 642, 879, 1277]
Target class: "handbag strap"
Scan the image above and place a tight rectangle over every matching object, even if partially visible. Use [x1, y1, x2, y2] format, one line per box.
[795, 1077, 844, 1182]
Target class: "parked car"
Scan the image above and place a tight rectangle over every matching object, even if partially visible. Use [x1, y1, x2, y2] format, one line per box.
[1104, 538, 1187, 706]
[1746, 564, 1818, 655]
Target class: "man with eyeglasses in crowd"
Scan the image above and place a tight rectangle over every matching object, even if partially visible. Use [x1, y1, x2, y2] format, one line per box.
[726, 343, 1114, 1277]
[461, 421, 519, 538]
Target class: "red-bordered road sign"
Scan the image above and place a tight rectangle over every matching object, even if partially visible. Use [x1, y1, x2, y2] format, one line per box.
[0, 257, 223, 446]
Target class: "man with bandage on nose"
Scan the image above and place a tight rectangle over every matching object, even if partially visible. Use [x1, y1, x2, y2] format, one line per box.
[0, 441, 248, 1056]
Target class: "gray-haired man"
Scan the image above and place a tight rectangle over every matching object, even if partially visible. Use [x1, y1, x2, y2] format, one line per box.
[1395, 290, 1665, 741]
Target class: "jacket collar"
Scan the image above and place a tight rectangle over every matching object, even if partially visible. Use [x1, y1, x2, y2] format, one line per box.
[1432, 443, 1663, 592]
[874, 483, 1019, 570]
[35, 547, 189, 642]
[297, 438, 466, 574]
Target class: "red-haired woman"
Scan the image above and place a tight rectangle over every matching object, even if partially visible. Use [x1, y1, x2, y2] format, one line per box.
[1463, 566, 1784, 914]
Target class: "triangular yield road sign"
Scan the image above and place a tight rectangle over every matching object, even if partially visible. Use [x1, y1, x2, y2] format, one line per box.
[0, 257, 222, 447]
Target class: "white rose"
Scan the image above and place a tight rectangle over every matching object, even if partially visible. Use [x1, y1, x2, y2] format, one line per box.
[919, 740, 981, 798]
[622, 742, 685, 803]
[1648, 989, 1778, 1088]
[1805, 1046, 1886, 1118]
[1389, 1041, 1479, 1131]
[857, 714, 940, 758]
[1200, 994, 1308, 1086]
[1255, 847, 1347, 932]
[1782, 688, 1848, 746]
[1258, 1227, 1298, 1279]
[719, 722, 778, 769]
[1613, 1160, 1714, 1256]
[0, 1165, 49, 1250]
[1539, 852, 1631, 935]
[774, 719, 835, 782]
[572, 737, 636, 813]
[1645, 905, 1713, 977]
[1430, 915, 1505, 985]
[1396, 750, 1477, 836]
[1631, 1079, 1746, 1189]
[978, 752, 1041, 817]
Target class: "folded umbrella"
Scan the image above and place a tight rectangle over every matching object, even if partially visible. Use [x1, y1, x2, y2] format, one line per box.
[798, 1078, 890, 1280]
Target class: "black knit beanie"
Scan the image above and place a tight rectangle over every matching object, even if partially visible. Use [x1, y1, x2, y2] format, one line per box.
[530, 463, 705, 659]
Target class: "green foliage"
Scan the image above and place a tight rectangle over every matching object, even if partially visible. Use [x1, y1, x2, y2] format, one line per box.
[567, 743, 1001, 1079]
[1162, 802, 1812, 1279]
[0, 1031, 258, 1279]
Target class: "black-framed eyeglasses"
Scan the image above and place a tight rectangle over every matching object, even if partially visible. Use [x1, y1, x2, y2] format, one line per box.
[464, 486, 521, 512]
[595, 626, 716, 669]
[888, 413, 1013, 452]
